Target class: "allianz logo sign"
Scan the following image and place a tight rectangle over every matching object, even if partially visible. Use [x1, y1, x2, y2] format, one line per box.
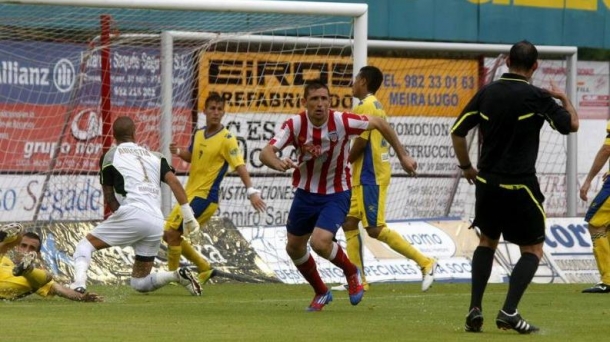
[0, 58, 76, 93]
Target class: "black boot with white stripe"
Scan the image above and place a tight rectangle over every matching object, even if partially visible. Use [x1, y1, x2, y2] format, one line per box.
[495, 310, 539, 334]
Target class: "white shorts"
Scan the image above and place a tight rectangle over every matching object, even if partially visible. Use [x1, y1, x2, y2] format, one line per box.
[90, 205, 164, 257]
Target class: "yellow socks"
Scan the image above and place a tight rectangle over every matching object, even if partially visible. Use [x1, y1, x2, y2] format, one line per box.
[344, 229, 368, 287]
[180, 240, 211, 273]
[167, 245, 182, 271]
[378, 228, 431, 268]
[592, 231, 610, 284]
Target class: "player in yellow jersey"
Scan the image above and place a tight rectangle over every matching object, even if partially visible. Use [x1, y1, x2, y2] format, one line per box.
[0, 223, 102, 302]
[580, 121, 610, 293]
[341, 66, 436, 292]
[166, 94, 266, 285]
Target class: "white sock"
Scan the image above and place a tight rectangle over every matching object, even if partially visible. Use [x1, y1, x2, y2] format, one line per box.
[292, 251, 310, 266]
[329, 242, 339, 260]
[132, 272, 175, 292]
[131, 271, 180, 293]
[72, 239, 96, 288]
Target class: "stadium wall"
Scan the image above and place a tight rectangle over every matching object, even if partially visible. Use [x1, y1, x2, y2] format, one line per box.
[287, 0, 610, 49]
[3, 1, 608, 48]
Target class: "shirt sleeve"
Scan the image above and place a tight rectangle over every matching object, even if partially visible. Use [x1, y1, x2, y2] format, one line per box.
[35, 280, 55, 297]
[536, 89, 572, 135]
[1, 255, 12, 266]
[100, 163, 116, 187]
[221, 133, 246, 170]
[353, 102, 373, 141]
[156, 153, 174, 183]
[269, 118, 295, 150]
[344, 112, 369, 137]
[188, 129, 200, 153]
[451, 91, 482, 137]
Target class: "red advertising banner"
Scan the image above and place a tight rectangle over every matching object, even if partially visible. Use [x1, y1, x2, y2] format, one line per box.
[0, 103, 191, 173]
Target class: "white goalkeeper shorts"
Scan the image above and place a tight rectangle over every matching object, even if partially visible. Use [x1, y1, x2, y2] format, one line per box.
[90, 204, 164, 258]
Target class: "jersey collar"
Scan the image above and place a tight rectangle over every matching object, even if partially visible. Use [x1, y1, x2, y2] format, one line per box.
[499, 73, 529, 83]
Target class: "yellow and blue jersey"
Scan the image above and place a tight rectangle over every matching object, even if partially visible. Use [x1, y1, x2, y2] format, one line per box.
[351, 94, 391, 186]
[0, 256, 53, 300]
[185, 126, 245, 202]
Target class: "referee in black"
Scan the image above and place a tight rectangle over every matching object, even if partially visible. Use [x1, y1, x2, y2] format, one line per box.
[451, 40, 579, 334]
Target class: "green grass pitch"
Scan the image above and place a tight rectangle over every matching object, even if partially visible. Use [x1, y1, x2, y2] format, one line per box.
[2, 282, 610, 341]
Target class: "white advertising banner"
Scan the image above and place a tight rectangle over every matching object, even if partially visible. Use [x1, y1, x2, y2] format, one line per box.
[239, 218, 597, 285]
[238, 220, 496, 285]
[494, 217, 596, 284]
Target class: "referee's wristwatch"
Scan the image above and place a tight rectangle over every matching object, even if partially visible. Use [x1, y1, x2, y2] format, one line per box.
[458, 162, 472, 170]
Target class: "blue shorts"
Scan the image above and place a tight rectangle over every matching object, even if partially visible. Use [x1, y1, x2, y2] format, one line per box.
[287, 189, 351, 236]
[585, 178, 610, 227]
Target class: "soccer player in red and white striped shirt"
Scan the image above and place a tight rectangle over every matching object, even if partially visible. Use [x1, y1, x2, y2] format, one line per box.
[260, 80, 417, 311]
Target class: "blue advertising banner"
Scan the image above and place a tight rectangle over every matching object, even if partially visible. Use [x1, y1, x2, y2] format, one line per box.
[0, 41, 194, 107]
[0, 41, 195, 173]
[0, 41, 83, 105]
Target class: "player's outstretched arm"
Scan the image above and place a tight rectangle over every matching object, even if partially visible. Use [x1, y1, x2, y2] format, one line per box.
[546, 83, 579, 133]
[49, 282, 103, 302]
[260, 145, 298, 172]
[365, 115, 417, 176]
[234, 164, 266, 212]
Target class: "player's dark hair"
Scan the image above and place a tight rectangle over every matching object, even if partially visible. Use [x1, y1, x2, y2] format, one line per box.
[303, 79, 329, 98]
[23, 232, 42, 252]
[112, 116, 136, 142]
[508, 40, 538, 71]
[205, 93, 225, 108]
[359, 66, 383, 94]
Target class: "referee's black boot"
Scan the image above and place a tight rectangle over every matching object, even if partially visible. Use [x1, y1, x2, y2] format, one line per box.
[464, 307, 483, 332]
[495, 310, 539, 334]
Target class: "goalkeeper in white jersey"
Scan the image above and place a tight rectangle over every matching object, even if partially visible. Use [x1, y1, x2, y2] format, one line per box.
[70, 116, 202, 296]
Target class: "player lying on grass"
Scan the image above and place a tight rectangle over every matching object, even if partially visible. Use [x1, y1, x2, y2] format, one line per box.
[0, 223, 102, 302]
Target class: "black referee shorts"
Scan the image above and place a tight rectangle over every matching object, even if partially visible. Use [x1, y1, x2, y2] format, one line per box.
[472, 174, 546, 246]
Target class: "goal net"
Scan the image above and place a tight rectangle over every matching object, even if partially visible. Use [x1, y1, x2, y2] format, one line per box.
[449, 54, 579, 220]
[363, 48, 578, 222]
[0, 1, 578, 229]
[0, 0, 580, 286]
[0, 1, 364, 225]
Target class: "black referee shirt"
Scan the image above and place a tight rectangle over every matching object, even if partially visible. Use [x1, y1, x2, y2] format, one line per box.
[451, 73, 572, 176]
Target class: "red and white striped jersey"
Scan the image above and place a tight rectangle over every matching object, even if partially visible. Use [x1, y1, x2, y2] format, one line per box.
[269, 109, 370, 194]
